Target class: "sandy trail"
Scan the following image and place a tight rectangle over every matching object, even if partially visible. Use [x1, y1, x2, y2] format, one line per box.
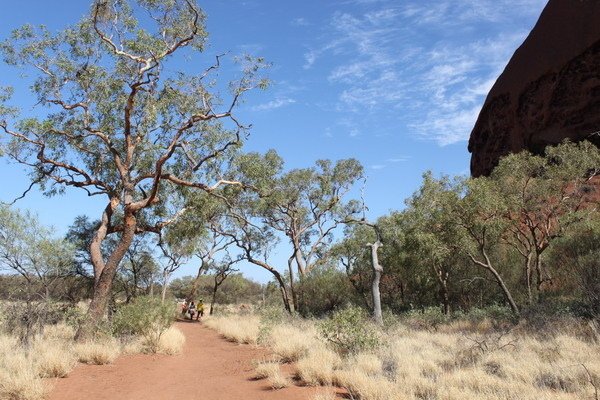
[48, 321, 333, 400]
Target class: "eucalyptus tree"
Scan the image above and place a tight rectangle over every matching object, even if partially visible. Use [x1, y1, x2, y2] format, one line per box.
[333, 213, 392, 324]
[0, 205, 75, 344]
[260, 159, 364, 312]
[489, 141, 600, 303]
[404, 172, 465, 314]
[216, 150, 294, 312]
[219, 206, 293, 313]
[330, 225, 373, 309]
[453, 177, 520, 315]
[65, 215, 98, 278]
[170, 191, 236, 301]
[0, 0, 268, 338]
[0, 205, 75, 300]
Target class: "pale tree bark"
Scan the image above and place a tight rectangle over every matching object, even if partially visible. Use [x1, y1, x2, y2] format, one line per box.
[433, 264, 450, 315]
[287, 253, 299, 313]
[161, 269, 170, 303]
[367, 240, 384, 325]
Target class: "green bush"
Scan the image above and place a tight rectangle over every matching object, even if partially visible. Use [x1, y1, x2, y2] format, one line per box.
[112, 296, 175, 352]
[319, 306, 380, 354]
[401, 307, 451, 329]
[297, 266, 356, 317]
[60, 303, 86, 330]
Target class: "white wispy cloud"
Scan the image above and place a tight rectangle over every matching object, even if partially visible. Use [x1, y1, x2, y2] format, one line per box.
[401, 0, 547, 25]
[302, 0, 547, 145]
[387, 156, 411, 163]
[291, 17, 310, 26]
[251, 97, 296, 112]
[371, 164, 386, 170]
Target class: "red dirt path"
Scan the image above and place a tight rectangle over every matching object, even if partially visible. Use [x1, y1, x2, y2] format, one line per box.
[48, 321, 334, 400]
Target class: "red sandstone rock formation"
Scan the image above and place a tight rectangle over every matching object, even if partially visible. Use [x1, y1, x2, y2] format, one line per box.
[468, 0, 600, 177]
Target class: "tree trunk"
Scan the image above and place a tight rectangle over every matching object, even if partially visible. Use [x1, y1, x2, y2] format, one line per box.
[369, 241, 383, 325]
[489, 264, 520, 315]
[434, 265, 450, 315]
[441, 277, 450, 315]
[534, 251, 549, 299]
[276, 274, 292, 314]
[161, 270, 170, 303]
[468, 249, 520, 316]
[525, 252, 534, 304]
[287, 254, 298, 313]
[76, 212, 136, 342]
[210, 280, 218, 316]
[246, 255, 292, 314]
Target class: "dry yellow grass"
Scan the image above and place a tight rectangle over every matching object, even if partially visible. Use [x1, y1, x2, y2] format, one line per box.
[121, 337, 145, 355]
[0, 312, 185, 400]
[254, 361, 281, 379]
[204, 315, 260, 344]
[253, 361, 289, 389]
[296, 346, 342, 386]
[74, 339, 121, 365]
[0, 353, 48, 400]
[267, 370, 290, 389]
[41, 323, 75, 342]
[31, 341, 76, 378]
[267, 324, 320, 362]
[156, 326, 186, 355]
[206, 313, 600, 400]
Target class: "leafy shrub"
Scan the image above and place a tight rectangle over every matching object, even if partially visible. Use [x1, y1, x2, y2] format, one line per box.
[63, 304, 86, 330]
[297, 266, 356, 317]
[401, 307, 451, 330]
[319, 306, 380, 354]
[111, 296, 175, 352]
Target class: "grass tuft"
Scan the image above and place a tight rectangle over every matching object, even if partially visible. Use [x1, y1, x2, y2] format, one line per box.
[74, 340, 121, 365]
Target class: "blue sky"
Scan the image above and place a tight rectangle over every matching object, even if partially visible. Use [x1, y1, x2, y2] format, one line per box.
[0, 0, 548, 282]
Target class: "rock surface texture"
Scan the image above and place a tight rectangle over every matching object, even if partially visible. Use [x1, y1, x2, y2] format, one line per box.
[468, 0, 600, 177]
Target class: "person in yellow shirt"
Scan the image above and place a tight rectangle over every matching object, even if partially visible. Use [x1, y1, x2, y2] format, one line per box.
[196, 300, 204, 321]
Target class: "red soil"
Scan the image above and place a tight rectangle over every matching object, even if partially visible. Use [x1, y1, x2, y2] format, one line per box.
[48, 321, 338, 400]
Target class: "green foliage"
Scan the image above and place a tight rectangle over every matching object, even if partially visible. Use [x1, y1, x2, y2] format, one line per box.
[0, 205, 76, 295]
[549, 217, 600, 319]
[402, 307, 452, 328]
[319, 306, 380, 354]
[63, 304, 86, 330]
[169, 273, 262, 304]
[298, 266, 356, 317]
[112, 296, 175, 351]
[461, 305, 516, 324]
[327, 141, 599, 323]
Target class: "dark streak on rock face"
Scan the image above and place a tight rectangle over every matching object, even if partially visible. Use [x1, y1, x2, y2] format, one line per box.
[468, 0, 600, 177]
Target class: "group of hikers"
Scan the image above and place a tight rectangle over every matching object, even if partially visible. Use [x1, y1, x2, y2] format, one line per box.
[181, 299, 204, 321]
